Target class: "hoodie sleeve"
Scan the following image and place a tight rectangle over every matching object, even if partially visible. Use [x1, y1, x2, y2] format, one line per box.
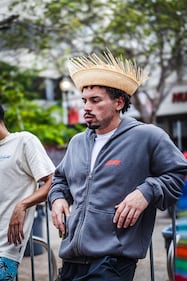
[137, 128, 187, 210]
[48, 154, 73, 209]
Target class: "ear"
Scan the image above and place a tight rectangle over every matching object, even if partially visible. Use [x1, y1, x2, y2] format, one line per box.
[115, 96, 125, 111]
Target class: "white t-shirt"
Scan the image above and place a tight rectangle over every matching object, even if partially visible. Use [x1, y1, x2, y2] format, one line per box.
[90, 129, 117, 172]
[0, 131, 55, 263]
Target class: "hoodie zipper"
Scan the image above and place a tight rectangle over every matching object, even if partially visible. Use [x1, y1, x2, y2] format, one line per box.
[73, 133, 95, 255]
[74, 173, 93, 255]
[73, 134, 115, 255]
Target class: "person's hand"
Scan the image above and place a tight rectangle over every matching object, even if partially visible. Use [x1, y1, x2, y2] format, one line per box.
[113, 189, 148, 229]
[51, 198, 70, 236]
[7, 203, 26, 246]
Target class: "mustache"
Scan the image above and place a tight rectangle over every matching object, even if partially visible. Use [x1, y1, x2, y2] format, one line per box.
[84, 113, 95, 118]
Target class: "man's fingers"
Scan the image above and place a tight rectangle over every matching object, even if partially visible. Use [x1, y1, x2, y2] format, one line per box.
[113, 205, 141, 229]
[116, 207, 130, 228]
[115, 207, 135, 228]
[7, 227, 11, 244]
[123, 209, 140, 228]
[52, 212, 66, 234]
[113, 202, 126, 224]
[8, 224, 23, 246]
[51, 198, 70, 235]
[20, 226, 24, 240]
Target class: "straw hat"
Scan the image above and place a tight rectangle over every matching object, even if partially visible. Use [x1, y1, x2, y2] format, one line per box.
[67, 50, 148, 96]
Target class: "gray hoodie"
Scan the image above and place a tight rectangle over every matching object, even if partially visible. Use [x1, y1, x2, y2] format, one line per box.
[48, 117, 187, 260]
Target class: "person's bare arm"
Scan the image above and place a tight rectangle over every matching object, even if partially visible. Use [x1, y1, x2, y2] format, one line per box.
[7, 173, 53, 246]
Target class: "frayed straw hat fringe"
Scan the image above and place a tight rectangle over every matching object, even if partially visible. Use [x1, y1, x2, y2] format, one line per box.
[67, 50, 148, 96]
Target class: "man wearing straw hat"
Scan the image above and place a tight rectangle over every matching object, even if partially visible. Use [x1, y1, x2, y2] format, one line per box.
[48, 50, 187, 281]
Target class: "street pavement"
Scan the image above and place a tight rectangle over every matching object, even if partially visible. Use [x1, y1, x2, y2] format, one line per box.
[17, 209, 171, 281]
[134, 210, 171, 281]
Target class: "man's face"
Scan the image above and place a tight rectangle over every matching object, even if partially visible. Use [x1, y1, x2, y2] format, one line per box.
[82, 86, 124, 134]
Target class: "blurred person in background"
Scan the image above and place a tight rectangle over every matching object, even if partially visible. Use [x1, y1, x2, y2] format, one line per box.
[0, 103, 55, 281]
[48, 50, 187, 281]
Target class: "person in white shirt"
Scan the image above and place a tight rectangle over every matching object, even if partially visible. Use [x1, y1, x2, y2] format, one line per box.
[0, 103, 55, 281]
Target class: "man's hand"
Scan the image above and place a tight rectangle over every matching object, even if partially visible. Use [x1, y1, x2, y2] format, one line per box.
[113, 189, 148, 229]
[51, 198, 70, 236]
[7, 203, 26, 246]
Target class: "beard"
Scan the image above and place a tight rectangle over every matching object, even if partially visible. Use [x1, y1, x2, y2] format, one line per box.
[84, 113, 100, 130]
[87, 122, 100, 130]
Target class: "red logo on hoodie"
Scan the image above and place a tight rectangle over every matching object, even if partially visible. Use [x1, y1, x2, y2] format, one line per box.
[105, 160, 121, 166]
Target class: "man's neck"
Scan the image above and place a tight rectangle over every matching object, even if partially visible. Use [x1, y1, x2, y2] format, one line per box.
[95, 119, 121, 135]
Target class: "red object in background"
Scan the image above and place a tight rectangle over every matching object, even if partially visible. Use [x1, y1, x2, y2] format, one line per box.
[68, 107, 79, 124]
[183, 152, 187, 160]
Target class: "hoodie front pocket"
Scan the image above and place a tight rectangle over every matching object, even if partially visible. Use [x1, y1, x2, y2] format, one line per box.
[77, 207, 124, 256]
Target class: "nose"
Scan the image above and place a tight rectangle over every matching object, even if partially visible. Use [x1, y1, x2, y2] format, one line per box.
[84, 101, 92, 112]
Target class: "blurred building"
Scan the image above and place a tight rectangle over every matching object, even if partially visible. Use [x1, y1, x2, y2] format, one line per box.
[41, 76, 187, 152]
[157, 81, 187, 152]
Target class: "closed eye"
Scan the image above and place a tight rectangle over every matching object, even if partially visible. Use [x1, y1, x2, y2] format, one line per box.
[82, 97, 102, 104]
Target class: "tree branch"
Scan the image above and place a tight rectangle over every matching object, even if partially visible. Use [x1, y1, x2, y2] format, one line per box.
[0, 15, 19, 30]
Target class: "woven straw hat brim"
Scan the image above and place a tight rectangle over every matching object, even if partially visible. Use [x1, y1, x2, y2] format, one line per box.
[71, 68, 139, 96]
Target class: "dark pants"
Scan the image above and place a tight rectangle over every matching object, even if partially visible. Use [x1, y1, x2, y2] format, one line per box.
[57, 256, 137, 281]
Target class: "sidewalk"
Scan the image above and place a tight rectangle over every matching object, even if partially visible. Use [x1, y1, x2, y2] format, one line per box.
[17, 210, 171, 281]
[134, 210, 170, 281]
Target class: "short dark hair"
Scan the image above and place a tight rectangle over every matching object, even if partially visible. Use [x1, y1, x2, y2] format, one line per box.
[104, 86, 131, 114]
[0, 104, 5, 122]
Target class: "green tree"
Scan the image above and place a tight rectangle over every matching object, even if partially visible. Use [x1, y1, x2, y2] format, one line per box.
[103, 0, 187, 123]
[0, 0, 186, 123]
[0, 62, 84, 146]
